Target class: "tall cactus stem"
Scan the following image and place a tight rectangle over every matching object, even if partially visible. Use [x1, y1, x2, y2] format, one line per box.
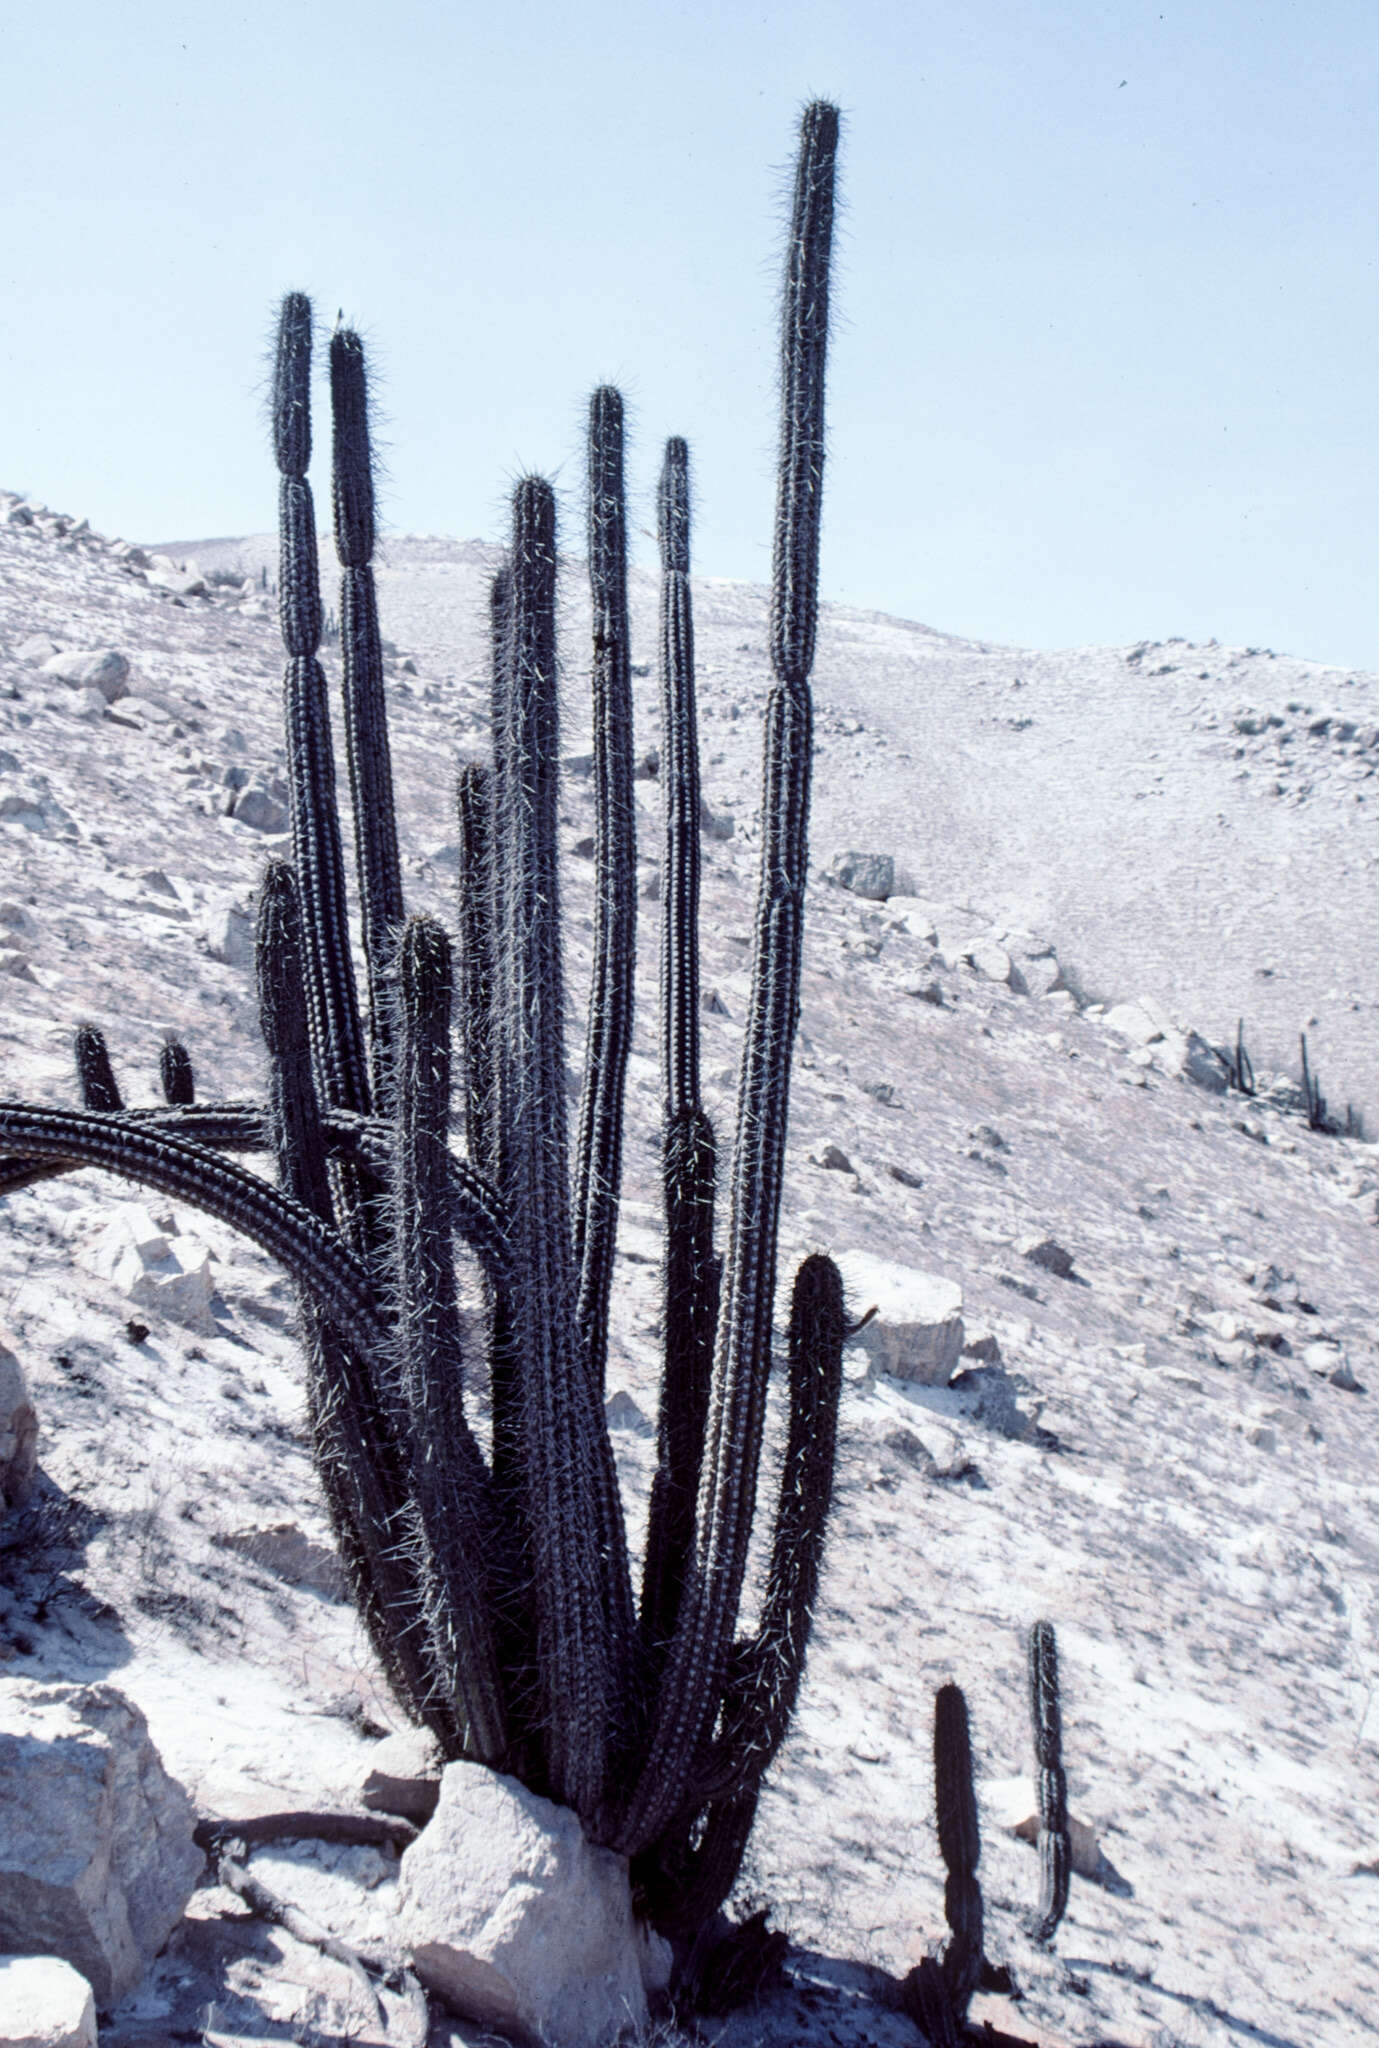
[271, 295, 371, 1135]
[1029, 1619, 1071, 1942]
[390, 916, 510, 1761]
[933, 1682, 984, 2018]
[330, 324, 406, 1109]
[573, 386, 637, 1397]
[642, 434, 719, 1659]
[617, 102, 840, 1857]
[492, 475, 627, 1817]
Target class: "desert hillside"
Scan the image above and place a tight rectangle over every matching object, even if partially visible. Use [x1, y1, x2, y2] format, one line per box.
[1, 490, 1377, 2047]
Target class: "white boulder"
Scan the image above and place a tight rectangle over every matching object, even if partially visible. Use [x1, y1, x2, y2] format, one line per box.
[0, 1682, 203, 2007]
[0, 1955, 97, 2048]
[79, 1204, 217, 1331]
[397, 1762, 652, 2048]
[0, 1332, 38, 1510]
[39, 650, 130, 703]
[837, 1253, 964, 1384]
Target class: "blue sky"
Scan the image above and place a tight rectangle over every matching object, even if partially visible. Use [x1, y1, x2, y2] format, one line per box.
[6, 1, 1378, 666]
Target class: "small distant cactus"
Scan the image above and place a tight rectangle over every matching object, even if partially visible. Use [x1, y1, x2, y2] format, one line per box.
[1029, 1619, 1071, 1943]
[1218, 1017, 1255, 1097]
[1300, 1032, 1332, 1133]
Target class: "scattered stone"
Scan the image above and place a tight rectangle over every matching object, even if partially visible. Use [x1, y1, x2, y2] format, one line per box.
[1023, 1237, 1076, 1279]
[216, 1520, 346, 1599]
[701, 987, 730, 1015]
[0, 1333, 38, 1511]
[813, 1143, 855, 1174]
[699, 798, 734, 841]
[15, 636, 60, 665]
[830, 850, 902, 901]
[885, 1162, 924, 1189]
[967, 941, 1011, 984]
[198, 897, 254, 968]
[146, 564, 206, 598]
[985, 1775, 1104, 1877]
[39, 649, 130, 703]
[1103, 999, 1165, 1046]
[837, 1253, 964, 1384]
[1012, 953, 1062, 997]
[0, 1955, 97, 2048]
[962, 1333, 1003, 1365]
[360, 1728, 444, 1826]
[634, 746, 659, 779]
[397, 1762, 652, 2048]
[0, 903, 37, 937]
[232, 784, 290, 834]
[604, 1389, 653, 1436]
[79, 1202, 218, 1331]
[862, 1080, 898, 1105]
[0, 1681, 202, 2007]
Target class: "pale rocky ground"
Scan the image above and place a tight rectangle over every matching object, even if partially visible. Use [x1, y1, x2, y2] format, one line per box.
[0, 492, 1377, 2047]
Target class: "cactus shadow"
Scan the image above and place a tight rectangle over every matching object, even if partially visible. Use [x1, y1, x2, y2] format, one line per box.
[0, 1468, 134, 1675]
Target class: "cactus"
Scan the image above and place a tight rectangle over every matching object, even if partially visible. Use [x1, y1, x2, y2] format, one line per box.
[1217, 1018, 1254, 1097]
[1300, 1032, 1331, 1133]
[0, 105, 846, 1940]
[900, 1681, 984, 2037]
[1029, 1619, 1071, 1942]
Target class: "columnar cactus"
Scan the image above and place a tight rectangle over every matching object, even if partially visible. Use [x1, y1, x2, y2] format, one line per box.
[0, 103, 847, 1941]
[1029, 1618, 1071, 1942]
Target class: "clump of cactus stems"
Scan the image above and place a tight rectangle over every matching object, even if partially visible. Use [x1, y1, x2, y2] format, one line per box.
[0, 103, 843, 1944]
[904, 1622, 1072, 2038]
[1217, 1017, 1255, 1097]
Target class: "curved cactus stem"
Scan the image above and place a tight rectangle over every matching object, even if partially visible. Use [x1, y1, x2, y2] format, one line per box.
[159, 1037, 196, 1106]
[0, 1106, 386, 1359]
[255, 858, 448, 1737]
[573, 386, 637, 1396]
[616, 100, 839, 1861]
[330, 324, 406, 1112]
[934, 1682, 984, 2019]
[74, 1024, 122, 1112]
[693, 1253, 845, 1807]
[1029, 1619, 1071, 1943]
[641, 437, 720, 1660]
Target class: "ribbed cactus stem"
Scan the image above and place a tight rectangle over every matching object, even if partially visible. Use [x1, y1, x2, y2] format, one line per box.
[492, 475, 625, 1818]
[701, 1253, 846, 1802]
[74, 1025, 122, 1112]
[1029, 1619, 1071, 1942]
[641, 1253, 846, 1930]
[933, 1682, 984, 2018]
[159, 1038, 195, 1106]
[642, 434, 719, 1657]
[391, 917, 509, 1762]
[271, 294, 370, 1137]
[455, 762, 499, 1179]
[573, 386, 637, 1396]
[255, 861, 443, 1736]
[617, 103, 840, 1857]
[330, 324, 405, 1109]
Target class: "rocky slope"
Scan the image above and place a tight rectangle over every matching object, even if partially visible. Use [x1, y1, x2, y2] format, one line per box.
[0, 490, 1376, 2047]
